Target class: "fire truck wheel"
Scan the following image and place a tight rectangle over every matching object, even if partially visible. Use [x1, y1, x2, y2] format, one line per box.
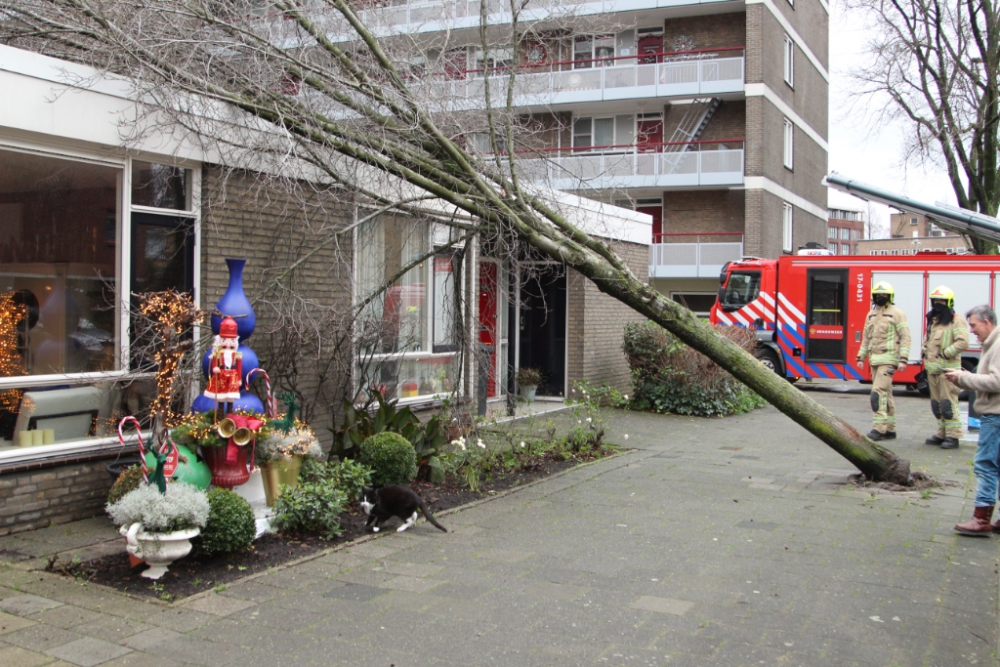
[754, 348, 781, 376]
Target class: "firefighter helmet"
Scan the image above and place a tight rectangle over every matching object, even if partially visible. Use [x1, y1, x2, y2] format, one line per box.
[871, 281, 895, 304]
[929, 285, 955, 308]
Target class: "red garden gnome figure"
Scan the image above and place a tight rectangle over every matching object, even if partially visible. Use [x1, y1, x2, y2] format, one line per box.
[204, 316, 242, 417]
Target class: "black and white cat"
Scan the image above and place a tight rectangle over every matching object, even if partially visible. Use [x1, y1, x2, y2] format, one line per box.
[359, 486, 448, 533]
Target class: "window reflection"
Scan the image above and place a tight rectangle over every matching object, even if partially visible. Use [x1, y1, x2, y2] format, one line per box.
[131, 161, 189, 210]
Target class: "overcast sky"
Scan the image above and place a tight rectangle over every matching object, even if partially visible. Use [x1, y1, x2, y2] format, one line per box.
[826, 0, 957, 233]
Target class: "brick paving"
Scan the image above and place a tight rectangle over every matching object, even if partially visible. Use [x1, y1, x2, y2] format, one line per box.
[0, 384, 996, 667]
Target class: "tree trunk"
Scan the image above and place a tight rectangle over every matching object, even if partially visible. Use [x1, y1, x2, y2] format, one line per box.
[570, 249, 912, 485]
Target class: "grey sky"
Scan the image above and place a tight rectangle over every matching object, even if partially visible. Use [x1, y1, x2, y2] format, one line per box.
[827, 0, 956, 232]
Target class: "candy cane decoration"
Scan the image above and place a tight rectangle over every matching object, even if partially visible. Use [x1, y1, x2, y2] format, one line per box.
[246, 368, 276, 418]
[118, 416, 147, 485]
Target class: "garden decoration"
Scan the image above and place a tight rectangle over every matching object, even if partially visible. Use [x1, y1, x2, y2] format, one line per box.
[247, 368, 277, 418]
[118, 416, 179, 493]
[270, 391, 299, 434]
[191, 258, 263, 415]
[257, 424, 322, 506]
[202, 413, 264, 489]
[203, 317, 243, 419]
[107, 482, 210, 580]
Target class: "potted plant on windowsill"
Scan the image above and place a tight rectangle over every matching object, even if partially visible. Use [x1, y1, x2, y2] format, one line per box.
[516, 367, 543, 403]
[106, 482, 210, 579]
[256, 424, 322, 507]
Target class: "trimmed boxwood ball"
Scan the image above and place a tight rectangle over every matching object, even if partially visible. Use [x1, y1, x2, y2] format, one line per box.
[107, 466, 144, 507]
[359, 432, 417, 487]
[192, 487, 256, 556]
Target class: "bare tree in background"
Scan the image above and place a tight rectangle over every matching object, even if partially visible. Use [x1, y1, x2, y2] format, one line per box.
[848, 0, 999, 253]
[0, 0, 914, 483]
[864, 201, 888, 240]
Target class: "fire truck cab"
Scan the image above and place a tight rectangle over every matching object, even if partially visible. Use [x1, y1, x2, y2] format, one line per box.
[709, 252, 996, 386]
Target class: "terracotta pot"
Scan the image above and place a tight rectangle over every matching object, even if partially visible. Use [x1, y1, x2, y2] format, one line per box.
[120, 523, 199, 580]
[200, 442, 251, 489]
[260, 456, 303, 507]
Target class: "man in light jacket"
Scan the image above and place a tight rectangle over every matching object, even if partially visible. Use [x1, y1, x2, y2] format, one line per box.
[945, 305, 1000, 536]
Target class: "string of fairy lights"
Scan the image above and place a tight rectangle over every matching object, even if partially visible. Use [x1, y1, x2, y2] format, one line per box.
[137, 291, 203, 430]
[0, 292, 26, 412]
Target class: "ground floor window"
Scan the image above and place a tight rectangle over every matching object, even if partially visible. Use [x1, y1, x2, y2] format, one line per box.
[0, 148, 196, 454]
[355, 215, 463, 403]
[671, 293, 717, 318]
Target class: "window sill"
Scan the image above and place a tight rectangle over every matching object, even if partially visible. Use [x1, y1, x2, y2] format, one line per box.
[0, 433, 145, 468]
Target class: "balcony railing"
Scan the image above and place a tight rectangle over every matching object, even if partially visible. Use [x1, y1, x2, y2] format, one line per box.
[649, 233, 744, 278]
[415, 48, 745, 108]
[346, 0, 738, 35]
[518, 140, 744, 190]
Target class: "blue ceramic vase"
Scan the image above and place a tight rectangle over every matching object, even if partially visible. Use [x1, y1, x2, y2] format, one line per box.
[211, 258, 256, 341]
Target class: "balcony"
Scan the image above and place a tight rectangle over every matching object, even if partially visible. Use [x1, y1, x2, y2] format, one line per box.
[520, 140, 744, 191]
[649, 233, 744, 279]
[417, 48, 745, 110]
[344, 0, 739, 38]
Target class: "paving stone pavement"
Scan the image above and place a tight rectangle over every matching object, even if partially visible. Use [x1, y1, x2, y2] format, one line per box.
[0, 384, 997, 667]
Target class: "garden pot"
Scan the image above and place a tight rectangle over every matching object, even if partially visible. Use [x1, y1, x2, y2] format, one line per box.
[106, 459, 143, 482]
[519, 385, 537, 402]
[200, 442, 251, 489]
[260, 456, 303, 507]
[120, 523, 199, 580]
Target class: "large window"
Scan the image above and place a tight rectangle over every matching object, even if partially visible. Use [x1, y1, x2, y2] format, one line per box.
[574, 35, 616, 68]
[572, 115, 635, 151]
[356, 216, 461, 402]
[783, 35, 795, 87]
[0, 149, 196, 454]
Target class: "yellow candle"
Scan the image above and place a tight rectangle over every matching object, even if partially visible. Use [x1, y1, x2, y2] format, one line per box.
[31, 430, 43, 446]
[18, 431, 32, 447]
[42, 429, 55, 445]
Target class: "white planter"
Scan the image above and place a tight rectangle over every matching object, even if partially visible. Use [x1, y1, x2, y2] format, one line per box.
[120, 523, 200, 580]
[519, 385, 537, 402]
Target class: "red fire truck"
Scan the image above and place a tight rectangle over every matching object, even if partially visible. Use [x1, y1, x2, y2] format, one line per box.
[709, 252, 996, 386]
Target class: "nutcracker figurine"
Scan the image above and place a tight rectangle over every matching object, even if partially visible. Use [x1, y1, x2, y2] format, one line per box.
[203, 316, 242, 418]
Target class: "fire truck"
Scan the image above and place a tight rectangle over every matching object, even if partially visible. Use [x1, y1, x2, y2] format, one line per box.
[709, 252, 997, 386]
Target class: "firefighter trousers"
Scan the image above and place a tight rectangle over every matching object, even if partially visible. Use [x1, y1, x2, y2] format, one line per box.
[928, 372, 963, 439]
[871, 364, 897, 434]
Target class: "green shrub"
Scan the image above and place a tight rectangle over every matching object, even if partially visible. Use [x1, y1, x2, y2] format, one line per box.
[107, 466, 144, 506]
[299, 458, 373, 501]
[359, 432, 417, 486]
[271, 481, 347, 539]
[622, 321, 765, 417]
[193, 488, 256, 557]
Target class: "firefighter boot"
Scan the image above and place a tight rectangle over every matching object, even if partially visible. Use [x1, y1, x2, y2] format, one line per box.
[925, 435, 945, 445]
[940, 437, 960, 449]
[867, 430, 896, 441]
[956, 506, 994, 537]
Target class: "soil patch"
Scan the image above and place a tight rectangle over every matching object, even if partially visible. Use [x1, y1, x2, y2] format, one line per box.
[44, 454, 603, 601]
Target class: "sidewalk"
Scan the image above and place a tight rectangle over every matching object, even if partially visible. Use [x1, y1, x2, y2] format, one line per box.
[0, 386, 995, 667]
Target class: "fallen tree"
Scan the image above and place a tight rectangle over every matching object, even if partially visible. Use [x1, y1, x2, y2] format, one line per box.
[0, 0, 911, 483]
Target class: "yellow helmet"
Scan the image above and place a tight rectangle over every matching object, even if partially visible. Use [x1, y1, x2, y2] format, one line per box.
[872, 281, 895, 304]
[929, 285, 955, 308]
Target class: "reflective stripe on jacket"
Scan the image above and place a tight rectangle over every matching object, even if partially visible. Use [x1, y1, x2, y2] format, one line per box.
[922, 313, 970, 374]
[858, 304, 911, 366]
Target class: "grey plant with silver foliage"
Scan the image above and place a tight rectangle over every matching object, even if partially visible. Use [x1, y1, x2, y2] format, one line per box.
[106, 482, 210, 532]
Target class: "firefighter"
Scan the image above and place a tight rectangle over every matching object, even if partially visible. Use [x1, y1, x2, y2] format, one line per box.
[856, 281, 911, 440]
[922, 286, 969, 449]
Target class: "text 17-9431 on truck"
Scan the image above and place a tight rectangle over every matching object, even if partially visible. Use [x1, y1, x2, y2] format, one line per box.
[709, 251, 994, 388]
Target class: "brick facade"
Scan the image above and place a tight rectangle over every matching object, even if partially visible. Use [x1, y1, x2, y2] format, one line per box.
[661, 190, 745, 237]
[566, 240, 649, 392]
[661, 13, 746, 52]
[0, 455, 114, 535]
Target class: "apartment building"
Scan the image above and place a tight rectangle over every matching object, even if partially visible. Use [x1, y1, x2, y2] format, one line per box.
[343, 0, 830, 317]
[855, 213, 971, 256]
[828, 207, 864, 255]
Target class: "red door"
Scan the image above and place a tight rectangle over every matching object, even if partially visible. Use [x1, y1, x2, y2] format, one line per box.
[478, 262, 499, 397]
[638, 33, 663, 64]
[637, 116, 662, 152]
[637, 205, 663, 243]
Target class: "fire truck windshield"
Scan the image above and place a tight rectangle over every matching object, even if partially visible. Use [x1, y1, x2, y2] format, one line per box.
[720, 271, 761, 311]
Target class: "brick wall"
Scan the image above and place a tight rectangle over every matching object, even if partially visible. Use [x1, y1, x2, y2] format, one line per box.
[566, 240, 648, 392]
[662, 13, 746, 52]
[0, 455, 114, 535]
[744, 189, 826, 258]
[661, 190, 745, 236]
[755, 98, 827, 207]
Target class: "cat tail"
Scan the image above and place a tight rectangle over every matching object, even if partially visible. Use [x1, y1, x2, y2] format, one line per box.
[416, 498, 448, 532]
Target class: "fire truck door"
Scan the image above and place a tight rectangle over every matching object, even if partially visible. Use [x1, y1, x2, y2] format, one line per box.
[927, 271, 990, 351]
[805, 269, 848, 364]
[871, 271, 924, 364]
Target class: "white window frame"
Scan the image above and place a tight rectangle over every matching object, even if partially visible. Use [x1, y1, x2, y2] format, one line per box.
[572, 115, 635, 152]
[783, 35, 795, 88]
[840, 228, 850, 240]
[828, 226, 837, 239]
[829, 242, 838, 255]
[0, 148, 201, 463]
[782, 202, 793, 253]
[783, 118, 794, 169]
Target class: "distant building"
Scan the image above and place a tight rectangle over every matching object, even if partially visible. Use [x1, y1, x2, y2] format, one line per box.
[855, 212, 971, 256]
[828, 208, 864, 255]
